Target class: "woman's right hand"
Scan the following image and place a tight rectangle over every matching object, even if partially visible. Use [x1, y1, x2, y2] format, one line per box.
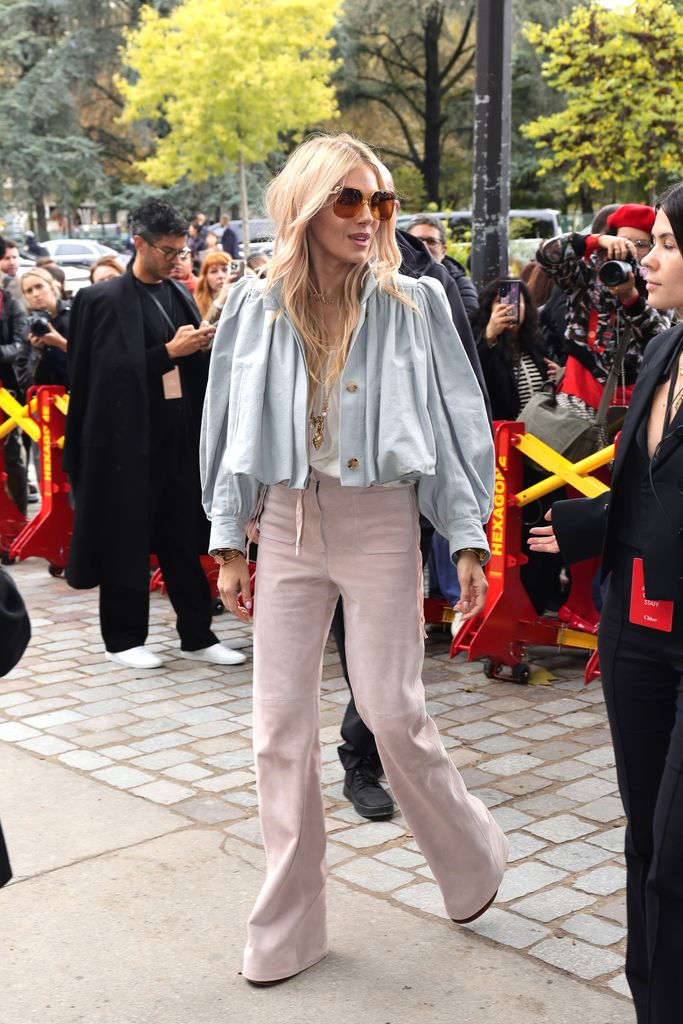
[528, 509, 560, 554]
[484, 301, 515, 344]
[217, 555, 253, 622]
[597, 234, 637, 261]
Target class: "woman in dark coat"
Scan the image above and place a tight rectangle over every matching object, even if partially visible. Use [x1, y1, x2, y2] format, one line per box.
[530, 181, 683, 1024]
[0, 567, 31, 887]
[476, 278, 563, 613]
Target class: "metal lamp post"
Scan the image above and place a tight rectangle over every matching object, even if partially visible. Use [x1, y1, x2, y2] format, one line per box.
[471, 0, 513, 291]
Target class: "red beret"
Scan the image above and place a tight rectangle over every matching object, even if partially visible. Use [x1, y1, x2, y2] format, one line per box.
[606, 203, 656, 234]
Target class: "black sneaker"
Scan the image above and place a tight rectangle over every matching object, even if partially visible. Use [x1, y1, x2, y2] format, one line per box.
[343, 759, 395, 819]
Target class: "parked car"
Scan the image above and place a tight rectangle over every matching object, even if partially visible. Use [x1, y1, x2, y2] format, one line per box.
[41, 239, 119, 267]
[397, 208, 562, 241]
[18, 254, 91, 297]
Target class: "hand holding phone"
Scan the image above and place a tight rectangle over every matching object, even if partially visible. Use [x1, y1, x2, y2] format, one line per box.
[498, 278, 521, 325]
[229, 259, 245, 278]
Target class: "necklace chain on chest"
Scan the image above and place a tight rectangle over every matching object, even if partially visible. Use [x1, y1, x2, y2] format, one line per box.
[310, 386, 331, 450]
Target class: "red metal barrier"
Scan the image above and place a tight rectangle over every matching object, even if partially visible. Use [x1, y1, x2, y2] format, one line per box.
[450, 421, 598, 684]
[0, 443, 28, 557]
[9, 387, 73, 573]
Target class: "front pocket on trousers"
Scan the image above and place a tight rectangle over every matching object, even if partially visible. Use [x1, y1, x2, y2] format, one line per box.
[353, 486, 416, 554]
[258, 490, 297, 545]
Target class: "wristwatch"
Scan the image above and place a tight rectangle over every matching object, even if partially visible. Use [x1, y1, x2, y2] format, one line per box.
[212, 548, 244, 566]
[456, 547, 487, 564]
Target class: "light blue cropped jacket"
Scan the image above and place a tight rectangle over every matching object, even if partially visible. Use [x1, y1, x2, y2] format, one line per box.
[200, 271, 494, 561]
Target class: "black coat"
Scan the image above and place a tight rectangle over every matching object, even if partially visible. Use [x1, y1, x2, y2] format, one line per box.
[0, 288, 30, 394]
[442, 254, 480, 323]
[63, 270, 209, 591]
[396, 230, 491, 420]
[553, 324, 683, 601]
[0, 566, 30, 889]
[476, 332, 548, 422]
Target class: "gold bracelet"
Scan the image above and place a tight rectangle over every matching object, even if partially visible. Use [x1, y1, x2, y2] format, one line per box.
[456, 547, 487, 564]
[213, 548, 244, 566]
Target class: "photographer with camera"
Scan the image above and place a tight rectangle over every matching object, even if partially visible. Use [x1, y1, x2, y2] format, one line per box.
[536, 203, 670, 633]
[20, 268, 70, 389]
[537, 204, 669, 420]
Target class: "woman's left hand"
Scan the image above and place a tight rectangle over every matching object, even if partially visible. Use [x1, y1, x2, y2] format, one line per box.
[454, 552, 488, 622]
[544, 357, 564, 384]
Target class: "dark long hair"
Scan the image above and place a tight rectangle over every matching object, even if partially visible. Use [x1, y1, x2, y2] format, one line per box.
[476, 277, 545, 362]
[656, 181, 683, 254]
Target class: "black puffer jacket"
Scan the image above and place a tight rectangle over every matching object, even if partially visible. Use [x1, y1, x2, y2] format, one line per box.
[0, 288, 30, 395]
[442, 254, 479, 324]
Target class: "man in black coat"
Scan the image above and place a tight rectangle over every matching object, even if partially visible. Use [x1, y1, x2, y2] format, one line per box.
[334, 184, 492, 819]
[405, 214, 480, 325]
[64, 198, 246, 671]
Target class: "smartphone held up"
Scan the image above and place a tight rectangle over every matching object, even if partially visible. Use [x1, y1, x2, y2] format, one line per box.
[498, 278, 521, 325]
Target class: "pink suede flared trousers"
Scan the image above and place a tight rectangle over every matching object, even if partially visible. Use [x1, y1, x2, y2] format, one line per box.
[243, 473, 508, 983]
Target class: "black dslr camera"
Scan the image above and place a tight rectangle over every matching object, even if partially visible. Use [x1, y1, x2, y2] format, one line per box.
[597, 254, 647, 297]
[27, 310, 52, 337]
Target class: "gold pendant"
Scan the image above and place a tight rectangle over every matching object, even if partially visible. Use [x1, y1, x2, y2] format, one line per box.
[311, 415, 324, 449]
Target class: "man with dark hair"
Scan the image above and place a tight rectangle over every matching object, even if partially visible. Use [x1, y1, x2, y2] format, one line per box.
[406, 214, 479, 323]
[0, 238, 23, 302]
[64, 197, 246, 670]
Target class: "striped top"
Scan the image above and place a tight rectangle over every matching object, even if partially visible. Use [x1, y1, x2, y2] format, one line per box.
[515, 354, 544, 411]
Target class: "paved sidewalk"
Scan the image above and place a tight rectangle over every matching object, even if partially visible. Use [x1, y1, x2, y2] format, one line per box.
[1, 558, 633, 1022]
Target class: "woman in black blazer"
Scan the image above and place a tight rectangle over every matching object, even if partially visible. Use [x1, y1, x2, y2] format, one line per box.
[530, 181, 683, 1024]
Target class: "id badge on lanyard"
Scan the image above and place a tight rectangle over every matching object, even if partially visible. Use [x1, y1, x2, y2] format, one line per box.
[629, 558, 674, 632]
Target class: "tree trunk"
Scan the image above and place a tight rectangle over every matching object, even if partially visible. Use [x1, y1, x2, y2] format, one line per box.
[423, 4, 442, 205]
[238, 152, 250, 260]
[34, 196, 48, 241]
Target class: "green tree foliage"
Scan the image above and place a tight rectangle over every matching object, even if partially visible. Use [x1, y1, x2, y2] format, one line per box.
[521, 0, 683, 202]
[510, 0, 589, 209]
[336, 0, 475, 207]
[118, 0, 340, 183]
[0, 0, 164, 233]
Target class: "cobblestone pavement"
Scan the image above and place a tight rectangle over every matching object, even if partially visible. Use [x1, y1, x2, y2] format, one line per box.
[1, 558, 630, 1006]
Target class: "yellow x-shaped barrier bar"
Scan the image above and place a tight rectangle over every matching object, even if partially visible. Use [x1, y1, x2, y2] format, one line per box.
[514, 433, 614, 506]
[0, 389, 40, 442]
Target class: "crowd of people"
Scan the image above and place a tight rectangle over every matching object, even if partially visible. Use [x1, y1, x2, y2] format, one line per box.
[1, 132, 683, 1018]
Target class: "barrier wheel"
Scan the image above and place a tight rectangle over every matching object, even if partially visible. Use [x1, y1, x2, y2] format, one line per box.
[1, 550, 15, 566]
[483, 659, 499, 680]
[48, 563, 64, 577]
[512, 662, 531, 686]
[211, 597, 224, 616]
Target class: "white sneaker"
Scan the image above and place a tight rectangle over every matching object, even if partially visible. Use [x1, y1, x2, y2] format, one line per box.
[106, 646, 164, 669]
[179, 642, 247, 666]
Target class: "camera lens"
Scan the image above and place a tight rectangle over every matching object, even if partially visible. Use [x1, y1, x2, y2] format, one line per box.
[598, 259, 632, 288]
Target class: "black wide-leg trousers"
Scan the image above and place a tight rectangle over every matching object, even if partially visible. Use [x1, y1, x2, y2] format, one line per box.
[99, 456, 217, 654]
[599, 548, 683, 1024]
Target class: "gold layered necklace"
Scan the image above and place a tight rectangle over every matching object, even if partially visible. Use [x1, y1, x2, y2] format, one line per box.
[309, 285, 337, 306]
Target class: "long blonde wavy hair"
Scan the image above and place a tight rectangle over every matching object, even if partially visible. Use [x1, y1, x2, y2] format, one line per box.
[265, 133, 412, 394]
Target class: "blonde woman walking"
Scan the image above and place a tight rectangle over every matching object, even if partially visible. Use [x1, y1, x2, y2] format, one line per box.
[201, 134, 507, 986]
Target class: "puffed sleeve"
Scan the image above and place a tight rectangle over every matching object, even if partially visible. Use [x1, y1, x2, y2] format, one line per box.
[413, 278, 495, 562]
[200, 278, 262, 553]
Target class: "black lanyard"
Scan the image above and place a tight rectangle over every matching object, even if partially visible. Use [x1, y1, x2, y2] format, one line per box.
[143, 288, 177, 338]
